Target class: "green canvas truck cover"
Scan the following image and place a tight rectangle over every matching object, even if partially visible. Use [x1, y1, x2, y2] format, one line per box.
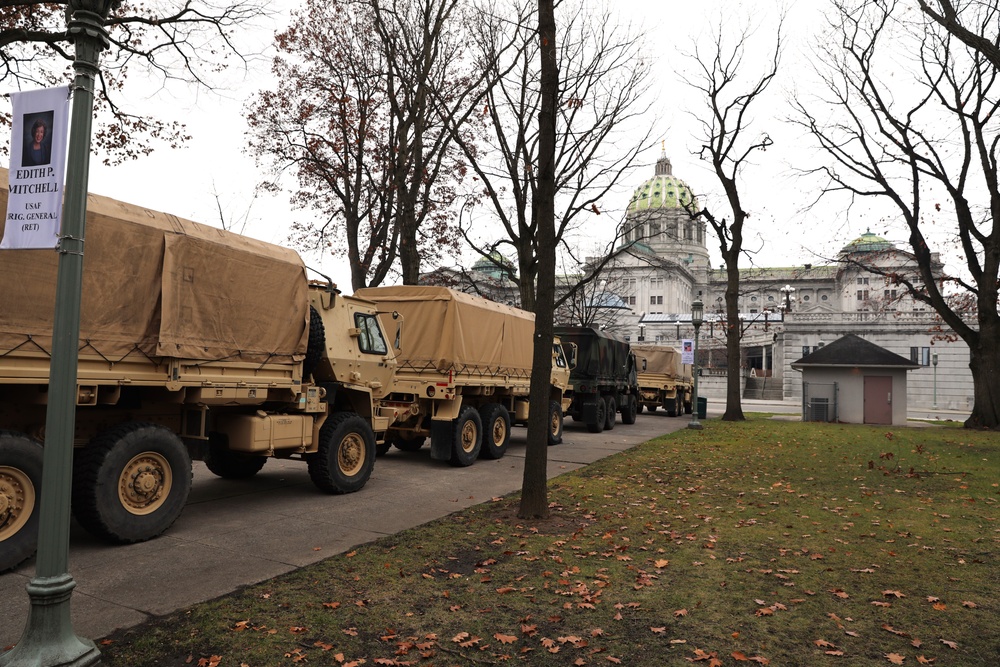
[0, 166, 308, 365]
[554, 325, 634, 386]
[354, 285, 534, 377]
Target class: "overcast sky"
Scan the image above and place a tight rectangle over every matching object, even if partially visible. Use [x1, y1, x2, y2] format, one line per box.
[77, 0, 901, 292]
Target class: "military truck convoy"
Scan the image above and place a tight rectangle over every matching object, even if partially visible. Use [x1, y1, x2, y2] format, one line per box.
[632, 344, 693, 416]
[0, 172, 682, 573]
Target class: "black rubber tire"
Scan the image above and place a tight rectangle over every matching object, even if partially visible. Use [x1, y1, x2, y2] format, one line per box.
[72, 423, 192, 544]
[648, 404, 657, 413]
[666, 396, 678, 417]
[587, 397, 606, 433]
[375, 441, 391, 456]
[636, 402, 644, 414]
[478, 403, 510, 460]
[203, 433, 266, 479]
[448, 405, 483, 467]
[307, 412, 375, 494]
[0, 431, 43, 573]
[676, 395, 685, 417]
[604, 396, 617, 431]
[684, 399, 693, 415]
[547, 400, 564, 446]
[393, 434, 427, 452]
[621, 395, 638, 425]
[302, 305, 326, 381]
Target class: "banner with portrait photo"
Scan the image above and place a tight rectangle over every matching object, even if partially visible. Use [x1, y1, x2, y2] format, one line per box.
[681, 338, 694, 365]
[2, 85, 70, 249]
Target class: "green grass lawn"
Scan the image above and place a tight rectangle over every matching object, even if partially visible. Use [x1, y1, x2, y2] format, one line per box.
[93, 417, 998, 666]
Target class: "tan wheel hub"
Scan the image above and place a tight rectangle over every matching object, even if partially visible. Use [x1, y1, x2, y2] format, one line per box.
[550, 410, 560, 435]
[460, 421, 477, 454]
[338, 434, 366, 477]
[118, 452, 172, 516]
[0, 466, 36, 541]
[491, 418, 507, 445]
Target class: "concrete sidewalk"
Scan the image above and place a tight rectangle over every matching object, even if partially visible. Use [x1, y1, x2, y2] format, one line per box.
[1, 412, 694, 648]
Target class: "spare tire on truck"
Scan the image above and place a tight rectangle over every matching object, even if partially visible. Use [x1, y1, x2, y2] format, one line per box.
[302, 305, 326, 381]
[0, 431, 43, 572]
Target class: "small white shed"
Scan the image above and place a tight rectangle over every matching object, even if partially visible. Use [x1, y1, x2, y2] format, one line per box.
[791, 334, 920, 425]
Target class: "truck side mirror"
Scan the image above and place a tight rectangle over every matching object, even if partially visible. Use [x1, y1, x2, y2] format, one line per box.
[392, 311, 402, 350]
[642, 358, 647, 372]
[563, 342, 578, 370]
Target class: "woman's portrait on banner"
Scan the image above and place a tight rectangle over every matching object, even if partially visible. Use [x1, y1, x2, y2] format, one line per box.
[22, 110, 54, 167]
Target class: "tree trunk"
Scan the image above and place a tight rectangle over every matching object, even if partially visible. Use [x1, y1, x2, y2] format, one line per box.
[518, 0, 557, 520]
[966, 321, 1000, 429]
[723, 259, 745, 421]
[399, 210, 421, 285]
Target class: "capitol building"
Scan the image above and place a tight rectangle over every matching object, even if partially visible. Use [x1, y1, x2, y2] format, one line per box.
[430, 152, 975, 413]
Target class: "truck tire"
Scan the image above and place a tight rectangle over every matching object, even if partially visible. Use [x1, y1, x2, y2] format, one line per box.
[307, 413, 375, 494]
[684, 398, 693, 415]
[478, 403, 510, 460]
[587, 398, 606, 433]
[302, 305, 326, 381]
[204, 433, 267, 479]
[647, 404, 657, 413]
[636, 402, 644, 414]
[393, 434, 426, 452]
[376, 441, 391, 456]
[621, 395, 638, 425]
[448, 405, 482, 467]
[604, 396, 617, 431]
[547, 400, 564, 446]
[666, 397, 678, 417]
[72, 423, 192, 544]
[0, 431, 43, 573]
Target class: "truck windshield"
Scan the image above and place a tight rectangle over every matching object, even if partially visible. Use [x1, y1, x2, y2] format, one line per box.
[355, 313, 388, 355]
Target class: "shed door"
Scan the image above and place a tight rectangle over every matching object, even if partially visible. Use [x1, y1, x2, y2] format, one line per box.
[864, 376, 893, 425]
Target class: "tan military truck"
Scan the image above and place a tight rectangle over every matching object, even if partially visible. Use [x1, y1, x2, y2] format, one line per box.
[632, 344, 693, 416]
[0, 171, 397, 572]
[354, 286, 570, 465]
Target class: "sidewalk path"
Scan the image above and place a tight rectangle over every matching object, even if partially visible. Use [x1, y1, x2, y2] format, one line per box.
[1, 412, 693, 647]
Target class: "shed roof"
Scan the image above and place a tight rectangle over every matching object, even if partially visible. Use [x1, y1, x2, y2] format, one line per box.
[791, 334, 920, 370]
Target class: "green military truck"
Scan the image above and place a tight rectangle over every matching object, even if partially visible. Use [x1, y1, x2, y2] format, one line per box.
[632, 344, 693, 416]
[553, 326, 639, 433]
[0, 170, 397, 572]
[355, 286, 570, 465]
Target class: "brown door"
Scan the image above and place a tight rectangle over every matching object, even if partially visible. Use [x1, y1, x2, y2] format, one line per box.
[864, 376, 893, 425]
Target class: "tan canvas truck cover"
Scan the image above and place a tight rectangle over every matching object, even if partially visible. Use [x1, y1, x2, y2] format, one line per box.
[354, 285, 534, 378]
[0, 166, 308, 365]
[633, 344, 681, 377]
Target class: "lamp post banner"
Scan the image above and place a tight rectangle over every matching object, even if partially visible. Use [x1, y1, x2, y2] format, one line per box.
[2, 85, 71, 250]
[681, 339, 694, 365]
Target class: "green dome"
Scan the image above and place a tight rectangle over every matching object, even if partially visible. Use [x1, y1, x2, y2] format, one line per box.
[840, 229, 894, 254]
[627, 154, 697, 213]
[472, 251, 515, 279]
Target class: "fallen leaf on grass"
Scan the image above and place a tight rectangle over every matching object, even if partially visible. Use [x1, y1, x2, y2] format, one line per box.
[916, 657, 935, 664]
[940, 639, 958, 649]
[886, 653, 906, 664]
[494, 633, 517, 644]
[674, 609, 688, 617]
[814, 640, 837, 649]
[651, 627, 666, 634]
[883, 590, 906, 598]
[882, 625, 908, 637]
[872, 601, 892, 607]
[961, 601, 977, 608]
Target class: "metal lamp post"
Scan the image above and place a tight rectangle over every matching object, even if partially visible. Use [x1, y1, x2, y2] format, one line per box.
[780, 284, 796, 313]
[688, 297, 704, 430]
[1, 3, 118, 667]
[932, 352, 938, 410]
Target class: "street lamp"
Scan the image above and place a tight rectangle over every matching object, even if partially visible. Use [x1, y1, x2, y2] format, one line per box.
[932, 352, 938, 410]
[780, 284, 796, 312]
[688, 296, 704, 430]
[1, 3, 118, 667]
[638, 324, 645, 342]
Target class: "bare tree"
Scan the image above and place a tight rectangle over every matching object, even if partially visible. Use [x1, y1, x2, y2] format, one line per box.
[454, 0, 655, 312]
[0, 1, 271, 164]
[679, 11, 784, 422]
[794, 0, 1000, 429]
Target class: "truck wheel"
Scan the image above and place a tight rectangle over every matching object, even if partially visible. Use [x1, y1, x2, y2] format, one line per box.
[636, 402, 644, 414]
[478, 404, 510, 460]
[72, 423, 192, 544]
[666, 397, 677, 417]
[303, 305, 326, 381]
[684, 399, 693, 415]
[0, 431, 43, 573]
[604, 397, 617, 431]
[547, 400, 563, 446]
[307, 413, 375, 494]
[204, 433, 266, 479]
[647, 404, 657, 413]
[621, 395, 638, 425]
[448, 405, 482, 467]
[376, 441, 391, 456]
[587, 398, 606, 433]
[393, 434, 426, 452]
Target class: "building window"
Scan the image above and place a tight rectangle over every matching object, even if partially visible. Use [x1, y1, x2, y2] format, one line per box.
[751, 296, 758, 302]
[884, 289, 897, 299]
[628, 296, 636, 305]
[802, 346, 811, 357]
[910, 347, 931, 366]
[857, 290, 869, 300]
[803, 295, 810, 301]
[821, 294, 828, 301]
[767, 295, 774, 301]
[857, 277, 869, 285]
